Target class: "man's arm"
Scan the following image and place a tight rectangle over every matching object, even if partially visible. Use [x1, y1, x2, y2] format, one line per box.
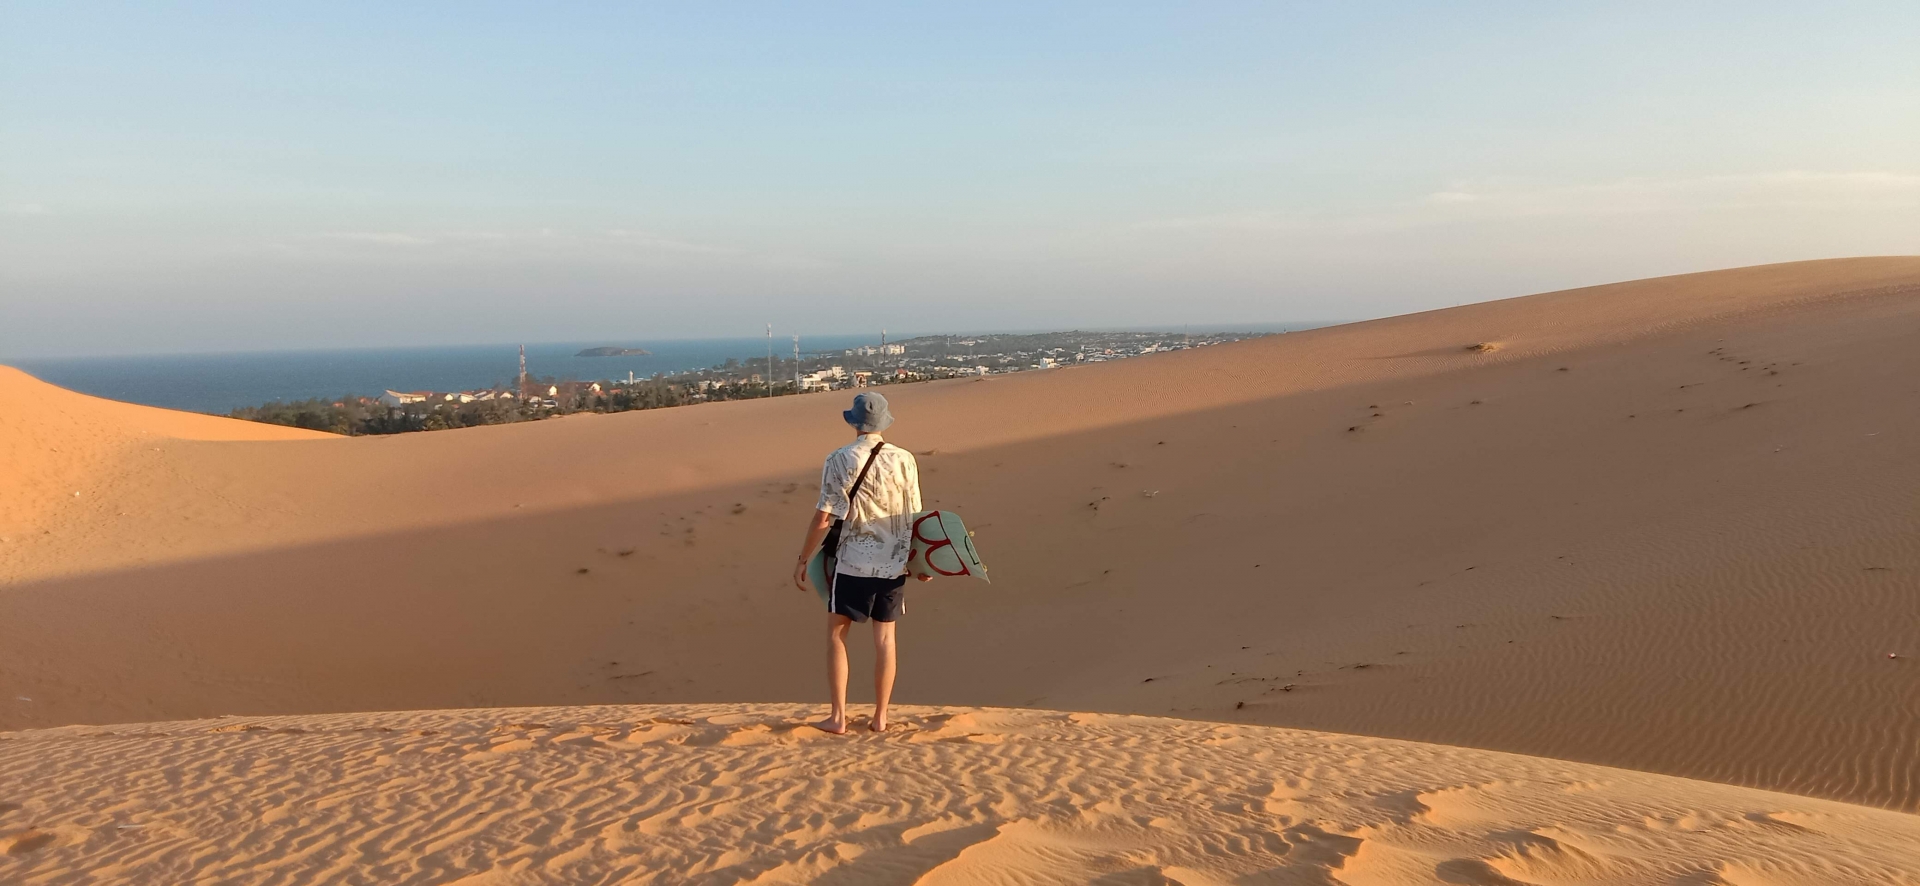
[904, 451, 922, 515]
[903, 452, 931, 581]
[796, 452, 849, 592]
[792, 508, 833, 593]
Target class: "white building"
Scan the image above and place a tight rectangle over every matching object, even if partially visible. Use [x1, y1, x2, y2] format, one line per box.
[378, 390, 430, 407]
[799, 365, 848, 391]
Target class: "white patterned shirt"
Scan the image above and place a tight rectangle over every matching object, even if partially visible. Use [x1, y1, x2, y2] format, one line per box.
[816, 435, 922, 578]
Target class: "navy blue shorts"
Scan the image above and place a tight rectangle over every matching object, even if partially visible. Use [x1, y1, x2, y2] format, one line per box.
[829, 573, 907, 623]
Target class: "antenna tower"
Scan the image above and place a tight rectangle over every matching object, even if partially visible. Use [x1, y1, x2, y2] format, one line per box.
[517, 345, 528, 397]
[793, 335, 801, 389]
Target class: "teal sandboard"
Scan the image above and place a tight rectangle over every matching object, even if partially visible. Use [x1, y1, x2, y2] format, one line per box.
[808, 509, 988, 606]
[908, 510, 989, 583]
[807, 547, 835, 605]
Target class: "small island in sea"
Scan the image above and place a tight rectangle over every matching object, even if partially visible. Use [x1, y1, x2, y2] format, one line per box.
[575, 346, 652, 357]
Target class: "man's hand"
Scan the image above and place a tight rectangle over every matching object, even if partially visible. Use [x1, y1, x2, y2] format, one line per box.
[794, 557, 813, 593]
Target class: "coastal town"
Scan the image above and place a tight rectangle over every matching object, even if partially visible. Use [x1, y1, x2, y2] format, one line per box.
[228, 330, 1271, 434]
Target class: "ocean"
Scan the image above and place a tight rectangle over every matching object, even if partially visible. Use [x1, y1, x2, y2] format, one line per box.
[11, 336, 888, 414]
[11, 324, 1319, 415]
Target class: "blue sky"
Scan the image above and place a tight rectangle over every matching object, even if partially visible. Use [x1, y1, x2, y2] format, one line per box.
[4, 2, 1917, 357]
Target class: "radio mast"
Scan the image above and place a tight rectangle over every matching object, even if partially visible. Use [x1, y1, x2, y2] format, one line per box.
[766, 324, 774, 397]
[792, 334, 801, 390]
[517, 345, 528, 398]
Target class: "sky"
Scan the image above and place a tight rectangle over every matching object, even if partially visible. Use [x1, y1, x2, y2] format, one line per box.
[3, 2, 1918, 358]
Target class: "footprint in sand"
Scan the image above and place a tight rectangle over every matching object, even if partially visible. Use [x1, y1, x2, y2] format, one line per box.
[1742, 810, 1823, 834]
[6, 829, 56, 855]
[1443, 828, 1627, 884]
[210, 723, 307, 735]
[902, 711, 1020, 743]
[1278, 822, 1366, 873]
[614, 716, 842, 748]
[1434, 857, 1531, 885]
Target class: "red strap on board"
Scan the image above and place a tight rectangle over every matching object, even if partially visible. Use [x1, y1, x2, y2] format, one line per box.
[913, 511, 971, 577]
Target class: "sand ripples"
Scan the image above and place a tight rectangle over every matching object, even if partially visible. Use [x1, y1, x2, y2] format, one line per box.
[4, 705, 1917, 885]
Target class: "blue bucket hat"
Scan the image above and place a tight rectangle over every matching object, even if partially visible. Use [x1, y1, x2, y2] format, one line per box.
[844, 391, 894, 433]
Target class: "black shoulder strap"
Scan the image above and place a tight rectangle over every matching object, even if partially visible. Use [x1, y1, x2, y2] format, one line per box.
[845, 441, 886, 506]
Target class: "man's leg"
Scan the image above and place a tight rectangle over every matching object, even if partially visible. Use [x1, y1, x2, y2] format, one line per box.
[814, 614, 854, 734]
[870, 619, 896, 732]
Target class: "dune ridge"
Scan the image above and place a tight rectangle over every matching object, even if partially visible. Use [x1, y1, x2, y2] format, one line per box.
[2, 257, 1919, 818]
[4, 704, 1918, 885]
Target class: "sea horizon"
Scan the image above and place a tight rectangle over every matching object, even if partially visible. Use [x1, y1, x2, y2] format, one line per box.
[8, 323, 1324, 414]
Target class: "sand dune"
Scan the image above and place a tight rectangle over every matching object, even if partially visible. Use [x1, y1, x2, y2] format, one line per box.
[4, 704, 1918, 885]
[2, 257, 1919, 822]
[0, 364, 328, 553]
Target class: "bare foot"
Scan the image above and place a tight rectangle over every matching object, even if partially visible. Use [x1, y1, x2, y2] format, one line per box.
[869, 717, 889, 733]
[811, 716, 847, 735]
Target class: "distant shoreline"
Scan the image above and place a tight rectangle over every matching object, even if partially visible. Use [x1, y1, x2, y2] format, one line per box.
[223, 329, 1279, 436]
[7, 324, 1329, 414]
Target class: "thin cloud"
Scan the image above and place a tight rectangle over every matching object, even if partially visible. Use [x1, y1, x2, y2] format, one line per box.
[1, 203, 49, 216]
[319, 232, 435, 246]
[296, 228, 830, 270]
[1420, 172, 1920, 216]
[1129, 210, 1315, 233]
[1132, 171, 1920, 235]
[605, 229, 741, 256]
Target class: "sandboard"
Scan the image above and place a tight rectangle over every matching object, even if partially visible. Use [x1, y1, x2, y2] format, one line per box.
[907, 510, 989, 583]
[807, 546, 836, 604]
[808, 509, 988, 604]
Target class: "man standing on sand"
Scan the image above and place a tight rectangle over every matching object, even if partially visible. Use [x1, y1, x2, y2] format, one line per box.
[792, 391, 929, 734]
